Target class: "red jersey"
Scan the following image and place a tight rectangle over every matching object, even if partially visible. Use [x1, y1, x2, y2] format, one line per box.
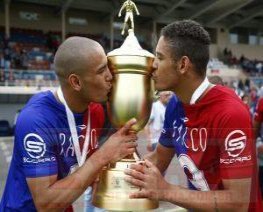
[160, 85, 262, 211]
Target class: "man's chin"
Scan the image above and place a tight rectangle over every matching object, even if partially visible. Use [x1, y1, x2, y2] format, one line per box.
[91, 96, 108, 104]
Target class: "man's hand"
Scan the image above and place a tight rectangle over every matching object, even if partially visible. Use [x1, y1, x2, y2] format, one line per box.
[124, 159, 169, 200]
[124, 159, 251, 211]
[99, 118, 138, 163]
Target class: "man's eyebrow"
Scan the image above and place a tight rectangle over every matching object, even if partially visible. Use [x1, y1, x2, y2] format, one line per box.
[96, 63, 107, 72]
[156, 51, 164, 57]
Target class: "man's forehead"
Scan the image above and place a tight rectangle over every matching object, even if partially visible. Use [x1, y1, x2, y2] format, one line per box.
[156, 37, 172, 56]
[91, 53, 107, 69]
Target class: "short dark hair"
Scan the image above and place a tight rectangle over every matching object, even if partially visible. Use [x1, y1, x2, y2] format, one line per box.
[161, 20, 211, 77]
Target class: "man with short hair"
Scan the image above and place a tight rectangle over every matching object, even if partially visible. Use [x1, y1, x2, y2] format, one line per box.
[0, 36, 137, 211]
[125, 20, 262, 211]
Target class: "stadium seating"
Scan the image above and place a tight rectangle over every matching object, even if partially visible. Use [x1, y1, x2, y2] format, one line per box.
[0, 120, 12, 137]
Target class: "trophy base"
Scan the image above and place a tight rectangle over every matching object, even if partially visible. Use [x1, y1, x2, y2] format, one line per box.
[93, 159, 159, 211]
[93, 196, 158, 211]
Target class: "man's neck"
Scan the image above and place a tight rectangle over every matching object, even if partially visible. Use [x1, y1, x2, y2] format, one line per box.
[174, 76, 207, 104]
[55, 87, 89, 113]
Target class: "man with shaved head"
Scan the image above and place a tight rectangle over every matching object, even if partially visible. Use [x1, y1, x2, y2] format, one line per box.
[0, 36, 138, 211]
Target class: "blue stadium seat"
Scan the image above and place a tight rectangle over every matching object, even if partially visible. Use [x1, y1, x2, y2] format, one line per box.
[0, 120, 12, 137]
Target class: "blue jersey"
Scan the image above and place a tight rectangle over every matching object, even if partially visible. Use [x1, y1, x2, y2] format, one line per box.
[0, 91, 104, 211]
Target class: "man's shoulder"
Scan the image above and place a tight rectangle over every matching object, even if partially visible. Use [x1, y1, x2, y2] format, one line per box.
[208, 85, 235, 98]
[208, 87, 251, 124]
[18, 91, 60, 126]
[25, 91, 56, 110]
[208, 86, 246, 111]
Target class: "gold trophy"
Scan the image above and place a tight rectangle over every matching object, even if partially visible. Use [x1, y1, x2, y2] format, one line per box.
[92, 1, 158, 211]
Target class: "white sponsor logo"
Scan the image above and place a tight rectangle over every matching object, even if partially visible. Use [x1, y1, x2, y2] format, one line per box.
[23, 156, 56, 163]
[59, 129, 98, 158]
[171, 120, 207, 152]
[190, 128, 207, 152]
[23, 133, 46, 159]
[220, 155, 251, 164]
[225, 130, 246, 157]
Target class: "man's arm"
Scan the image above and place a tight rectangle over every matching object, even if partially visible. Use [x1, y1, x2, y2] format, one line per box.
[144, 143, 175, 173]
[118, 2, 126, 16]
[164, 178, 251, 211]
[125, 160, 251, 211]
[27, 151, 106, 212]
[132, 2, 140, 15]
[27, 119, 137, 211]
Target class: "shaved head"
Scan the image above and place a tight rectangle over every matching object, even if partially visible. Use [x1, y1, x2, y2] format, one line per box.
[54, 36, 103, 83]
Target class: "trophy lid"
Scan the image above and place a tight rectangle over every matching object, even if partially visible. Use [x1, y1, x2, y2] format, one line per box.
[107, 29, 154, 58]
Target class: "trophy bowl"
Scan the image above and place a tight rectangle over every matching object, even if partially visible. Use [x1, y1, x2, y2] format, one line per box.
[107, 55, 154, 132]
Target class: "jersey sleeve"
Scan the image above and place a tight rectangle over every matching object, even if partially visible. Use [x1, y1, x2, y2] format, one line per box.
[254, 98, 263, 122]
[217, 106, 254, 179]
[15, 108, 58, 178]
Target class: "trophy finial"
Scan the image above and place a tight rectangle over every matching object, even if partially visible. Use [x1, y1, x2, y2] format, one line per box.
[118, 0, 140, 35]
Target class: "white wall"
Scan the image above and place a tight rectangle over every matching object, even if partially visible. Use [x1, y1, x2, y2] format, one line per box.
[223, 44, 263, 60]
[0, 2, 109, 34]
[216, 28, 263, 60]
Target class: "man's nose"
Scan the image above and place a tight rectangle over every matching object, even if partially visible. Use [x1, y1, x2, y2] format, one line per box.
[106, 67, 113, 81]
[152, 58, 158, 70]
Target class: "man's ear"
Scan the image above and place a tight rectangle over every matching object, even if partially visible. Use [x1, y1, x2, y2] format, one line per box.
[68, 74, 81, 91]
[178, 56, 191, 74]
